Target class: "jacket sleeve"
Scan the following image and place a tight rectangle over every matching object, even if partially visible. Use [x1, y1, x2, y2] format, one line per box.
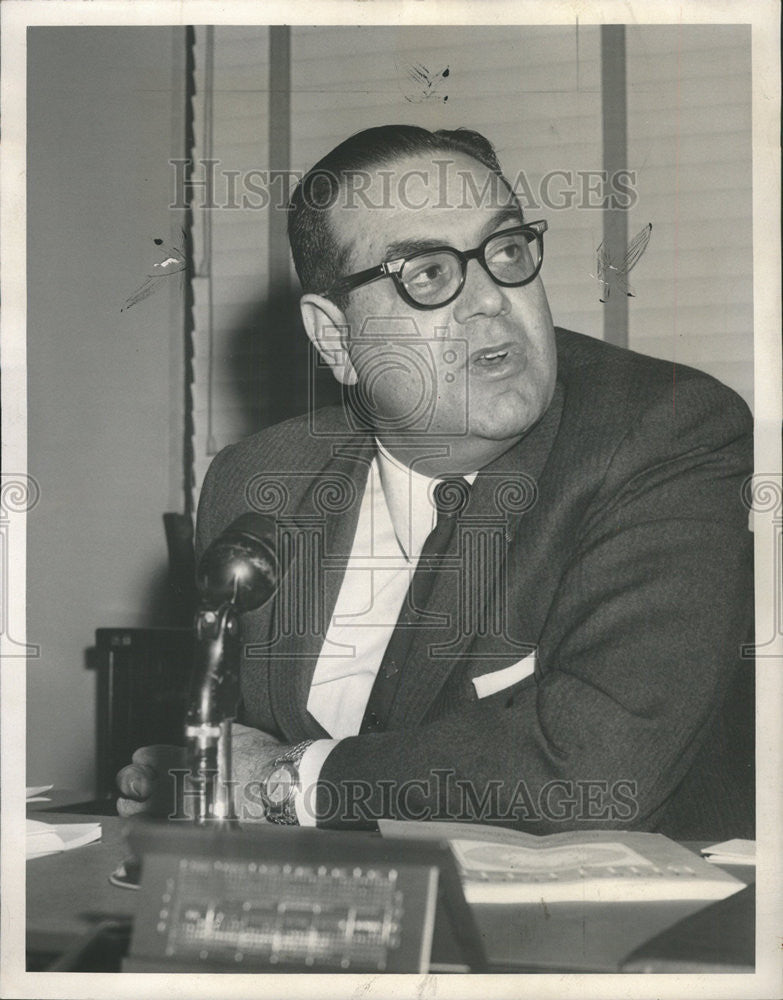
[313, 375, 754, 832]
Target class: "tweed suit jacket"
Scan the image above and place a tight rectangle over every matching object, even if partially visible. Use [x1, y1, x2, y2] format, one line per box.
[196, 328, 754, 839]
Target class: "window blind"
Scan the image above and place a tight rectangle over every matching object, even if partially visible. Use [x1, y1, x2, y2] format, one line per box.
[187, 24, 753, 504]
[625, 25, 753, 408]
[289, 25, 605, 340]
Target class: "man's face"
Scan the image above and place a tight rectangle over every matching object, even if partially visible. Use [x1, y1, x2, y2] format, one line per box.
[329, 152, 557, 471]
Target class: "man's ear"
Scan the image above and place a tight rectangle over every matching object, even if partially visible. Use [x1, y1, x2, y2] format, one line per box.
[299, 294, 358, 386]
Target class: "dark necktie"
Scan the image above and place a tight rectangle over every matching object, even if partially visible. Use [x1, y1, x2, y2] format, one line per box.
[360, 477, 471, 734]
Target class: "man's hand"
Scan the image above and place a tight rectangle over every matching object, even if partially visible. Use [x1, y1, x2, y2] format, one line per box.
[230, 723, 284, 821]
[116, 744, 187, 818]
[115, 725, 286, 821]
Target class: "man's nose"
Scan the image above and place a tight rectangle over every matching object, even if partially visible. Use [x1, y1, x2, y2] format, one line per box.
[452, 259, 508, 323]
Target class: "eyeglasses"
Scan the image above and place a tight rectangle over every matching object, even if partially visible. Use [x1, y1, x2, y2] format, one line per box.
[326, 221, 548, 310]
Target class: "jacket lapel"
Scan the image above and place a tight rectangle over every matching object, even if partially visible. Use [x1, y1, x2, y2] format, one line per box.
[265, 379, 565, 737]
[387, 381, 565, 728]
[266, 436, 375, 739]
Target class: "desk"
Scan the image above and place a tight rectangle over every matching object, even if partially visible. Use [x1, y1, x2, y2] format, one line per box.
[27, 806, 755, 973]
[27, 810, 139, 966]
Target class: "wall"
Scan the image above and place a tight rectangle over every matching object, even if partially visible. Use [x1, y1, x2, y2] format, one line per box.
[24, 23, 754, 793]
[188, 24, 754, 503]
[289, 25, 605, 342]
[626, 25, 753, 407]
[26, 28, 186, 794]
[187, 25, 607, 497]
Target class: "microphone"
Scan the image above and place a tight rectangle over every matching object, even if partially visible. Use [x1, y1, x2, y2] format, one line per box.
[196, 512, 281, 612]
[187, 512, 282, 824]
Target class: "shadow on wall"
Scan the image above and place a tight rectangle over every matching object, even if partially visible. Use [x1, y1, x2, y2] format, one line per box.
[94, 289, 337, 632]
[123, 290, 341, 620]
[137, 289, 332, 627]
[226, 286, 342, 434]
[81, 290, 342, 797]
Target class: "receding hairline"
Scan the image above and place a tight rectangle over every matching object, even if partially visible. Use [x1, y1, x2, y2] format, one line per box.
[319, 148, 520, 278]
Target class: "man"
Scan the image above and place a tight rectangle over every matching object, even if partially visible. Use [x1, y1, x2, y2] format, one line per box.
[118, 125, 754, 839]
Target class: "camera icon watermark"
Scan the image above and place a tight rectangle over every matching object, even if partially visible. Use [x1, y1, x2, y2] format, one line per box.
[309, 316, 469, 439]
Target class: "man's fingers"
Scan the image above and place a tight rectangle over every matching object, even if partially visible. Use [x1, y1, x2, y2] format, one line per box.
[116, 763, 157, 799]
[118, 745, 186, 811]
[116, 795, 153, 818]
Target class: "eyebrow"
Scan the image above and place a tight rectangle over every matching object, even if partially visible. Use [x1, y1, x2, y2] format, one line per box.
[381, 207, 524, 262]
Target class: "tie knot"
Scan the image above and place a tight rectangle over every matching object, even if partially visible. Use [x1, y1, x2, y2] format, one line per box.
[431, 477, 470, 518]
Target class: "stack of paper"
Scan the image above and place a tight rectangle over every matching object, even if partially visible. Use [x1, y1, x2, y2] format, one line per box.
[26, 784, 53, 803]
[26, 786, 101, 859]
[379, 820, 744, 905]
[700, 839, 756, 866]
[26, 819, 102, 860]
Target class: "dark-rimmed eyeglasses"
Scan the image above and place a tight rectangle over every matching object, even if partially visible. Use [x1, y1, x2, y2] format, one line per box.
[325, 221, 548, 310]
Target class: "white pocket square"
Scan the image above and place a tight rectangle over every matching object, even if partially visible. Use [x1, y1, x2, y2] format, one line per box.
[471, 650, 537, 699]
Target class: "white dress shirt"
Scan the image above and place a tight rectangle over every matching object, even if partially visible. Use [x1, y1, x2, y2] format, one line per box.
[294, 442, 476, 824]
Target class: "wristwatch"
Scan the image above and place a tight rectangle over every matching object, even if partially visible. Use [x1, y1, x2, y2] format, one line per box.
[261, 739, 313, 825]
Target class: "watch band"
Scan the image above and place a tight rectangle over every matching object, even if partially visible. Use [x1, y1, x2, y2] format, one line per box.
[263, 739, 314, 825]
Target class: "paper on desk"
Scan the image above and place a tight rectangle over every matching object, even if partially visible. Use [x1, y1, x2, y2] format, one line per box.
[26, 818, 101, 860]
[380, 821, 743, 904]
[700, 839, 756, 866]
[26, 784, 53, 802]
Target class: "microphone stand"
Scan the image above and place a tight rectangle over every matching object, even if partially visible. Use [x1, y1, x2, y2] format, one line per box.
[185, 598, 241, 826]
[182, 512, 280, 828]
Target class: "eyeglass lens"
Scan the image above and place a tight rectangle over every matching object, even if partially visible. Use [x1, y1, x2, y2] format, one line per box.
[400, 230, 540, 306]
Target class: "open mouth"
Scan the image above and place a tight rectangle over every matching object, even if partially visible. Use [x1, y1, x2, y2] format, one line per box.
[470, 342, 515, 368]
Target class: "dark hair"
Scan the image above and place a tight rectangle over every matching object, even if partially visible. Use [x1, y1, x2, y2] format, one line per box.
[287, 124, 511, 311]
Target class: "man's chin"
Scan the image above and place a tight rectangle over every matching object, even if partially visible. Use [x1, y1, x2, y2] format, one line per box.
[471, 393, 547, 442]
[473, 423, 534, 444]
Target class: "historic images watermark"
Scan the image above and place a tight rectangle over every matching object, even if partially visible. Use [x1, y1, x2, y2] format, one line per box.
[167, 769, 640, 826]
[170, 158, 638, 213]
[231, 307, 542, 660]
[240, 461, 539, 662]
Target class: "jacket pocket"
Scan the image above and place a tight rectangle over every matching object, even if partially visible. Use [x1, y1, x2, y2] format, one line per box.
[471, 649, 537, 699]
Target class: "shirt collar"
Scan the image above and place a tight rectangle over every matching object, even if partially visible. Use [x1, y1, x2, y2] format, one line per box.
[374, 439, 478, 560]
